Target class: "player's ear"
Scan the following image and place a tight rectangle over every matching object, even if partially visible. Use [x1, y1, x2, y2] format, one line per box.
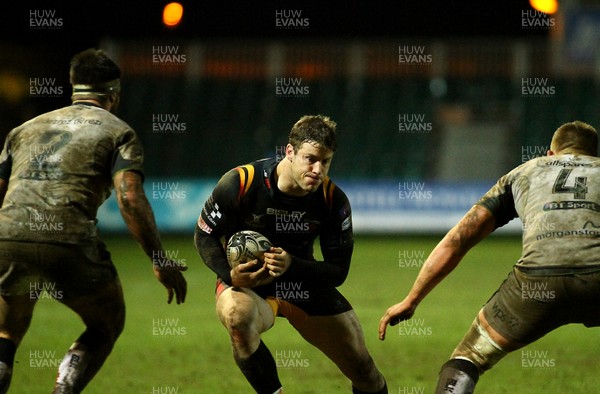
[286, 144, 294, 161]
[107, 93, 120, 112]
[547, 149, 555, 156]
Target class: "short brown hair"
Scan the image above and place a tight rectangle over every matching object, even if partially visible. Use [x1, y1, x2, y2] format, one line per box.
[550, 121, 598, 156]
[288, 115, 338, 152]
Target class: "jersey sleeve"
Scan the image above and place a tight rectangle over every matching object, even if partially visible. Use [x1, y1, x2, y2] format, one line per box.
[194, 168, 242, 284]
[284, 184, 354, 288]
[476, 171, 519, 229]
[0, 131, 13, 182]
[111, 127, 144, 179]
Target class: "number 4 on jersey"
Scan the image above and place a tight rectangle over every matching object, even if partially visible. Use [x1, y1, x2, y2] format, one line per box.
[552, 169, 588, 199]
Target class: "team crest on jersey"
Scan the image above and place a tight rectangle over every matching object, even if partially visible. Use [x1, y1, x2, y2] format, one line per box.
[245, 213, 265, 227]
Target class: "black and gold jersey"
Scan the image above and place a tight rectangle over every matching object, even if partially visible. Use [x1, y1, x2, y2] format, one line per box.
[195, 158, 353, 288]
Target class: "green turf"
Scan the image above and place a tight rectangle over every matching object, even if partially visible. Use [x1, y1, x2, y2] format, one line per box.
[11, 234, 600, 393]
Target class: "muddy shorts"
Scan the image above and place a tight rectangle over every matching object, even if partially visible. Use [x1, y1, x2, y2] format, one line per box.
[482, 266, 600, 344]
[0, 240, 117, 300]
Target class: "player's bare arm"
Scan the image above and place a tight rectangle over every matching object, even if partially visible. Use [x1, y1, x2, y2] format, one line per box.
[379, 205, 495, 340]
[114, 170, 187, 304]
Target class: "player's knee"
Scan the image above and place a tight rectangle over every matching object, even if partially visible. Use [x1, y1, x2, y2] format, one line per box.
[218, 289, 260, 339]
[348, 354, 383, 389]
[0, 362, 12, 394]
[77, 324, 123, 348]
[82, 310, 125, 348]
[105, 305, 125, 342]
[451, 318, 507, 373]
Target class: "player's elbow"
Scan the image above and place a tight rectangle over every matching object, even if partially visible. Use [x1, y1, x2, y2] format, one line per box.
[117, 188, 143, 213]
[330, 269, 349, 287]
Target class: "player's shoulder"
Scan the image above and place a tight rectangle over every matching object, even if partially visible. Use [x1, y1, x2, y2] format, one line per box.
[520, 154, 600, 172]
[5, 107, 68, 140]
[223, 158, 273, 180]
[217, 158, 274, 196]
[319, 176, 350, 209]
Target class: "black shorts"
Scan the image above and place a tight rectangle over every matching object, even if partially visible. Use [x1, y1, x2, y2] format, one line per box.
[0, 240, 118, 300]
[215, 278, 353, 316]
[482, 266, 600, 344]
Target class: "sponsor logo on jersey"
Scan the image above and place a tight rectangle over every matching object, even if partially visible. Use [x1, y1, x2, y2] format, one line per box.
[197, 217, 213, 234]
[341, 216, 351, 231]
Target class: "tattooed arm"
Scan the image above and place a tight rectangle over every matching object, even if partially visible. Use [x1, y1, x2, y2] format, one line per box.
[379, 205, 496, 339]
[114, 170, 187, 304]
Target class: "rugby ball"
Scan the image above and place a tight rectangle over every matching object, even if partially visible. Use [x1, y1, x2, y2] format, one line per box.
[226, 230, 273, 268]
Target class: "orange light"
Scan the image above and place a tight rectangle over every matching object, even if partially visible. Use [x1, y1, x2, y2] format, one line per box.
[529, 0, 559, 14]
[163, 2, 184, 27]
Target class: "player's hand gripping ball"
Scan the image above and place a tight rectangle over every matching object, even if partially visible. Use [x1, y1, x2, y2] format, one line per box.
[226, 230, 273, 268]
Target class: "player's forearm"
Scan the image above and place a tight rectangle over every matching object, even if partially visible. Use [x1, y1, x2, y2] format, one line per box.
[116, 172, 164, 260]
[121, 198, 163, 258]
[285, 246, 352, 287]
[406, 205, 495, 306]
[194, 227, 233, 283]
[407, 240, 466, 306]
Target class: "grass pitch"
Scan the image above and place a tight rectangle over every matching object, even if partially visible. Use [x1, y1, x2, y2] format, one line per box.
[12, 234, 600, 393]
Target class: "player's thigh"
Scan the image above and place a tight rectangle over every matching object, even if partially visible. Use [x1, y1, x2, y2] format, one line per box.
[481, 267, 566, 346]
[216, 285, 275, 334]
[58, 275, 125, 340]
[0, 295, 37, 344]
[41, 242, 125, 338]
[0, 241, 41, 343]
[292, 310, 375, 370]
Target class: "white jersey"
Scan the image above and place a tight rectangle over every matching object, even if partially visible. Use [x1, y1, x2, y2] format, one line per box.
[0, 103, 144, 244]
[477, 154, 600, 270]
